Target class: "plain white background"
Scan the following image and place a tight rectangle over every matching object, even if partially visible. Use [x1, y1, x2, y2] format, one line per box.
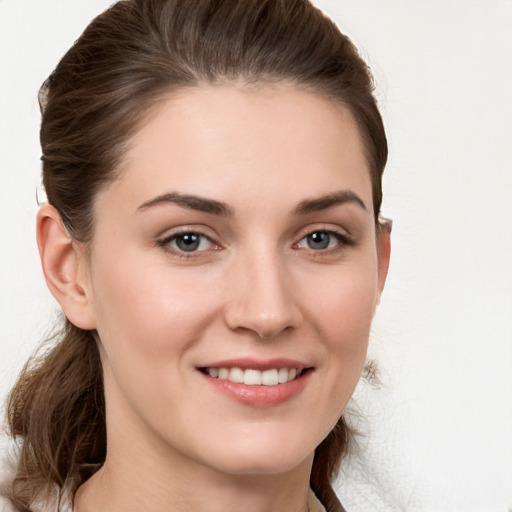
[0, 1, 511, 510]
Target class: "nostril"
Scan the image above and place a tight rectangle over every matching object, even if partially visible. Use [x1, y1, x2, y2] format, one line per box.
[225, 313, 302, 339]
[223, 268, 303, 337]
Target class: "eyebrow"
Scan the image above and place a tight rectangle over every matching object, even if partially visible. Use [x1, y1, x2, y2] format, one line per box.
[137, 189, 367, 217]
[137, 192, 234, 217]
[294, 190, 367, 215]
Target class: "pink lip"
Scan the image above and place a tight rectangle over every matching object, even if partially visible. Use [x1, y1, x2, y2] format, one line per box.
[197, 358, 313, 408]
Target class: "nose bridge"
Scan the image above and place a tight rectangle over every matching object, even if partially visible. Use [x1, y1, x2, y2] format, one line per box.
[224, 243, 301, 338]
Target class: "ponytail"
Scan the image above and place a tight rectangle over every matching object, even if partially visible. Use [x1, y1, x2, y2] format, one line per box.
[6, 321, 105, 509]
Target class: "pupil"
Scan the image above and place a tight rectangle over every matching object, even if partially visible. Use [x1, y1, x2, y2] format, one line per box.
[177, 234, 200, 252]
[308, 232, 330, 250]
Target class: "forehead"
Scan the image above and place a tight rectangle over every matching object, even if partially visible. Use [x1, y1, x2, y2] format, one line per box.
[100, 84, 372, 214]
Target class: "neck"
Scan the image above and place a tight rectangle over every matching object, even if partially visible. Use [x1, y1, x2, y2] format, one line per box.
[74, 434, 314, 512]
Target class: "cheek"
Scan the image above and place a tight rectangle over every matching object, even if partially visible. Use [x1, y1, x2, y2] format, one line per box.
[90, 249, 221, 360]
[88, 250, 225, 426]
[315, 262, 378, 343]
[307, 258, 378, 396]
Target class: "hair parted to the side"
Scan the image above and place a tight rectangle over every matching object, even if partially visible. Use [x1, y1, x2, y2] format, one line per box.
[6, 1, 387, 511]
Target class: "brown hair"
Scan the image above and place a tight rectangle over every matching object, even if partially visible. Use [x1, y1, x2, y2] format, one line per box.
[6, 1, 387, 510]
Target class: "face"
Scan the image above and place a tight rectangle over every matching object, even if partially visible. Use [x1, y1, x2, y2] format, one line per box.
[79, 84, 389, 478]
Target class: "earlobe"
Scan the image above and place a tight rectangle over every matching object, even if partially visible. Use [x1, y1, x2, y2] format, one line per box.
[36, 204, 97, 330]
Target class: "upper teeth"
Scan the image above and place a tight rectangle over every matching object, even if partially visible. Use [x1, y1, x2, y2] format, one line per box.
[207, 367, 299, 385]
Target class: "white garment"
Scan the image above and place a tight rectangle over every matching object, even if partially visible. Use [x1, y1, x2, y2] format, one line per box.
[0, 436, 69, 512]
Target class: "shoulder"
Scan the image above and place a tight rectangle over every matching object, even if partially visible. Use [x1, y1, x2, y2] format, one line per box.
[0, 434, 18, 512]
[0, 496, 17, 512]
[0, 434, 71, 512]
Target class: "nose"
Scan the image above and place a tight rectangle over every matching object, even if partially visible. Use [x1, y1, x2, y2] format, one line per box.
[224, 251, 303, 339]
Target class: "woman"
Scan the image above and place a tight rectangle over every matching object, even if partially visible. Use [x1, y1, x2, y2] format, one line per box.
[1, 0, 390, 511]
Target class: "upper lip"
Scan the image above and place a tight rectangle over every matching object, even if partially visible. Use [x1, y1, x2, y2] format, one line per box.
[198, 357, 310, 372]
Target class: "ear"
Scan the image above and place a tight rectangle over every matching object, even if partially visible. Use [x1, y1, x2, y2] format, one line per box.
[36, 204, 97, 330]
[375, 219, 392, 306]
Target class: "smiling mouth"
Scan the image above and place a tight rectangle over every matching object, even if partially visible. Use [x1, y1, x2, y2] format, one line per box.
[199, 367, 309, 386]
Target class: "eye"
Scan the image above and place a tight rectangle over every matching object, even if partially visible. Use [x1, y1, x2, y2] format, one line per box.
[162, 232, 214, 253]
[296, 230, 348, 251]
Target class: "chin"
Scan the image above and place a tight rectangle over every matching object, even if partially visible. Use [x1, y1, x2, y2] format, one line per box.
[195, 431, 317, 477]
[215, 453, 311, 477]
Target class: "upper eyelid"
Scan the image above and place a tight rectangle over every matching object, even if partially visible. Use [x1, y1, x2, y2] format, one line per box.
[157, 225, 219, 241]
[294, 224, 351, 240]
[299, 229, 345, 240]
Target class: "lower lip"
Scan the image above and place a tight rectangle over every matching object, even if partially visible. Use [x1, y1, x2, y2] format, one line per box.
[200, 370, 312, 407]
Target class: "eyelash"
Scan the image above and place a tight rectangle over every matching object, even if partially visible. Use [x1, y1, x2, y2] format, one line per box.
[157, 231, 219, 259]
[156, 228, 354, 259]
[295, 229, 355, 254]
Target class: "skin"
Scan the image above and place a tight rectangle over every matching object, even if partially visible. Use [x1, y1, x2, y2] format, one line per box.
[37, 84, 390, 512]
